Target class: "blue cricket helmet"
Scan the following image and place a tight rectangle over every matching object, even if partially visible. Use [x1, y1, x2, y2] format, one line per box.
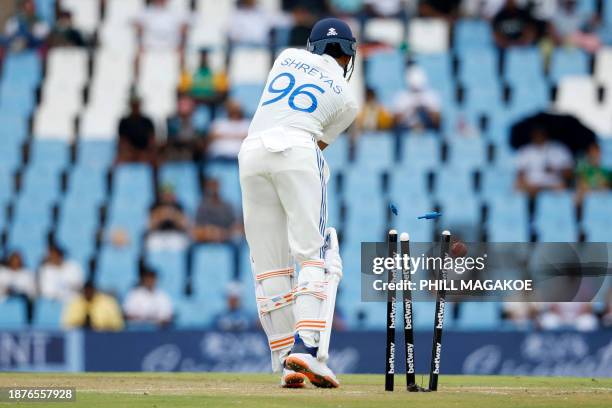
[307, 18, 357, 58]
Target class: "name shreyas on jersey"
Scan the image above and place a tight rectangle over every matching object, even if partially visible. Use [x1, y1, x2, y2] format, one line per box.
[280, 57, 343, 95]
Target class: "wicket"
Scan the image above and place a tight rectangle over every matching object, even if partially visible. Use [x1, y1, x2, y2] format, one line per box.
[384, 229, 452, 392]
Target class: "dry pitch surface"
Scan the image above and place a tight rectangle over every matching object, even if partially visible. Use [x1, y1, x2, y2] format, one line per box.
[0, 373, 610, 408]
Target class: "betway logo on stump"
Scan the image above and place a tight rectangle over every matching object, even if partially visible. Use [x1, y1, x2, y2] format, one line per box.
[387, 342, 395, 374]
[432, 342, 442, 374]
[406, 343, 415, 374]
[404, 303, 412, 329]
[435, 299, 445, 329]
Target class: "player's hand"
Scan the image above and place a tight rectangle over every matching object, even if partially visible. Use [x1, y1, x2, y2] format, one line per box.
[324, 227, 342, 280]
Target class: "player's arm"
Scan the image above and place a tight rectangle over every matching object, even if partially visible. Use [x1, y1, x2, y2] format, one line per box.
[319, 99, 359, 147]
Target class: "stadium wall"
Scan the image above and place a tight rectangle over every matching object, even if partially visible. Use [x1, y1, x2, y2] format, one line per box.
[1, 329, 610, 377]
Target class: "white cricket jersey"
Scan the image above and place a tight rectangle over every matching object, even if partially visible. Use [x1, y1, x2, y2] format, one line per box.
[248, 48, 358, 145]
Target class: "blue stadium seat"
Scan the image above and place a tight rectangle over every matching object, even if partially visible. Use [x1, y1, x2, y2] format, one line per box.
[585, 222, 612, 242]
[343, 166, 383, 198]
[486, 194, 529, 242]
[435, 167, 475, 196]
[549, 48, 589, 82]
[439, 192, 481, 241]
[20, 166, 62, 202]
[35, 0, 56, 24]
[386, 195, 435, 242]
[174, 298, 214, 328]
[389, 167, 428, 198]
[504, 47, 544, 85]
[456, 302, 499, 329]
[322, 133, 349, 168]
[96, 245, 139, 298]
[534, 191, 577, 242]
[401, 132, 440, 169]
[77, 140, 115, 169]
[33, 299, 63, 329]
[366, 50, 404, 105]
[412, 53, 452, 94]
[481, 167, 516, 198]
[0, 297, 27, 328]
[509, 81, 550, 113]
[106, 196, 148, 243]
[463, 83, 503, 113]
[343, 194, 385, 244]
[454, 19, 493, 50]
[606, 0, 612, 25]
[204, 162, 241, 207]
[582, 191, 612, 235]
[458, 48, 498, 86]
[354, 132, 394, 170]
[0, 167, 15, 205]
[160, 162, 200, 215]
[230, 84, 264, 117]
[113, 164, 153, 204]
[145, 250, 187, 300]
[447, 137, 486, 170]
[601, 138, 612, 168]
[56, 210, 97, 266]
[29, 140, 69, 171]
[0, 113, 28, 145]
[1, 51, 41, 87]
[67, 165, 107, 204]
[492, 144, 517, 169]
[192, 244, 234, 310]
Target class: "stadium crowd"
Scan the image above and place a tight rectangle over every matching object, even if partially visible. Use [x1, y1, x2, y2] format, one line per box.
[0, 0, 611, 332]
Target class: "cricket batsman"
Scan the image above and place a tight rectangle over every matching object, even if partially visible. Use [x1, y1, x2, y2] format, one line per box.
[238, 18, 358, 388]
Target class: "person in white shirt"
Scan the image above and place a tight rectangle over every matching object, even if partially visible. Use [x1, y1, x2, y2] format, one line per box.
[239, 18, 358, 388]
[135, 0, 190, 52]
[0, 251, 36, 302]
[392, 66, 441, 131]
[123, 268, 173, 326]
[207, 100, 250, 161]
[38, 244, 84, 303]
[226, 0, 274, 46]
[515, 126, 573, 196]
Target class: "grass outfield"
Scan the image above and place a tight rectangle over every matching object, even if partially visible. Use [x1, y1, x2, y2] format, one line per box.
[0, 373, 610, 408]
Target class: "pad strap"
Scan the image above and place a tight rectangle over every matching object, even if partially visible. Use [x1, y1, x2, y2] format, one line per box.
[295, 319, 327, 331]
[257, 291, 294, 315]
[293, 281, 328, 301]
[269, 333, 295, 351]
[255, 267, 294, 281]
[301, 260, 325, 269]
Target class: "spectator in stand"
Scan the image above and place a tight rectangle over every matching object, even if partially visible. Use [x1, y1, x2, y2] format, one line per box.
[515, 126, 573, 197]
[227, 0, 275, 47]
[491, 0, 537, 48]
[392, 66, 441, 132]
[123, 268, 173, 327]
[418, 0, 461, 21]
[178, 48, 228, 118]
[575, 143, 611, 204]
[62, 281, 124, 331]
[502, 302, 539, 328]
[135, 0, 189, 53]
[538, 303, 598, 331]
[287, 5, 316, 47]
[146, 184, 191, 252]
[549, 0, 601, 53]
[163, 94, 207, 161]
[352, 88, 393, 137]
[47, 9, 86, 48]
[362, 0, 408, 20]
[39, 243, 84, 303]
[193, 179, 241, 243]
[0, 251, 36, 302]
[116, 96, 156, 164]
[2, 0, 49, 53]
[212, 282, 252, 331]
[207, 100, 249, 161]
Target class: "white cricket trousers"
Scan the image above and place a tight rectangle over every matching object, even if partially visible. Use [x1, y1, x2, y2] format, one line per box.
[239, 134, 329, 355]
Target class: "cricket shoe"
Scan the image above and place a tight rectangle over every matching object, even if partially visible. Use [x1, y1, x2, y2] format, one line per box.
[281, 368, 306, 388]
[285, 354, 340, 388]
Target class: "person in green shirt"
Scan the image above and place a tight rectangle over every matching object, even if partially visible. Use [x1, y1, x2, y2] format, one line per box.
[576, 142, 611, 204]
[178, 48, 228, 118]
